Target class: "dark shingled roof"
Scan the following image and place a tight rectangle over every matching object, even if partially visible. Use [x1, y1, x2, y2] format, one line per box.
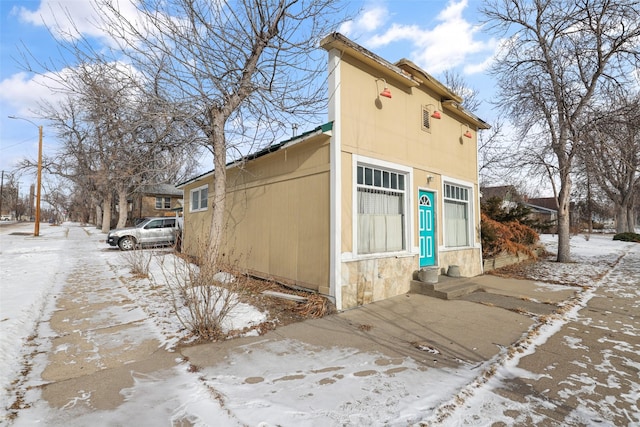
[139, 183, 182, 196]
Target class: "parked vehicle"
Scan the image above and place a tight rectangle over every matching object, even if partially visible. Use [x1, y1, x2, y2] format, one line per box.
[1, 215, 11, 221]
[107, 217, 180, 250]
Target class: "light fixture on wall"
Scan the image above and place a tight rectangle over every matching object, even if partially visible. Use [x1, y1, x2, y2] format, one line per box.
[427, 175, 434, 184]
[425, 104, 441, 119]
[462, 124, 473, 139]
[376, 78, 392, 98]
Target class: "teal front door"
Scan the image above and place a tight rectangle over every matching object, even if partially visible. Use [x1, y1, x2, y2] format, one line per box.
[419, 190, 436, 267]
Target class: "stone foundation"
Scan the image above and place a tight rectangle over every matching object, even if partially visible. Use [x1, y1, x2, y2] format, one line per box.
[438, 248, 482, 277]
[341, 255, 417, 309]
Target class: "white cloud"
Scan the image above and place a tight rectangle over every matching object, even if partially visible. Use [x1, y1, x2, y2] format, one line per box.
[367, 23, 421, 48]
[350, 0, 498, 75]
[15, 0, 105, 41]
[339, 3, 389, 37]
[13, 0, 145, 48]
[463, 36, 502, 74]
[0, 71, 67, 117]
[0, 59, 141, 119]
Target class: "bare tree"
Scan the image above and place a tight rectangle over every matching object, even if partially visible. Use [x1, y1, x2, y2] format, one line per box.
[96, 0, 345, 266]
[442, 70, 507, 186]
[483, 0, 640, 261]
[31, 59, 199, 231]
[580, 93, 640, 233]
[0, 173, 20, 219]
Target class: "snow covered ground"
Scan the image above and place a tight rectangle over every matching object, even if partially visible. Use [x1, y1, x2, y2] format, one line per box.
[1, 222, 638, 425]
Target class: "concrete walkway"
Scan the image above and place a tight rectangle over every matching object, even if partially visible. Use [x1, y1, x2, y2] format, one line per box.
[26, 226, 177, 412]
[183, 274, 579, 371]
[445, 242, 640, 425]
[7, 223, 632, 425]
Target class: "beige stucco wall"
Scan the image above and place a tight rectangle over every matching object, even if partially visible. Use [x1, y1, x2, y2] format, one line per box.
[182, 135, 331, 293]
[335, 50, 483, 308]
[338, 56, 478, 183]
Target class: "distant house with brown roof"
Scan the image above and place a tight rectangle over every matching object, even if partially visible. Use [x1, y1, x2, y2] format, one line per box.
[525, 197, 558, 231]
[131, 184, 183, 222]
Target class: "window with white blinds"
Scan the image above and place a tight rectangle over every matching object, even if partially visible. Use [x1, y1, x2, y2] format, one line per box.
[443, 182, 471, 247]
[356, 165, 406, 254]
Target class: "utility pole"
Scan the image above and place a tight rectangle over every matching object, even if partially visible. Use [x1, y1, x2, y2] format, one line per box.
[0, 170, 4, 217]
[15, 182, 19, 220]
[8, 116, 43, 236]
[35, 125, 42, 236]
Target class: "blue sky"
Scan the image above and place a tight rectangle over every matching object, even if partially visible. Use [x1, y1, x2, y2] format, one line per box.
[0, 0, 502, 190]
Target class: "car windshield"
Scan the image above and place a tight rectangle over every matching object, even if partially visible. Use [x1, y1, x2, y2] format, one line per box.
[135, 219, 151, 228]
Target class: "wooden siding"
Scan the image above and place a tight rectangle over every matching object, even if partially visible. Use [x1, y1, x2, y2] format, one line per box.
[182, 135, 331, 292]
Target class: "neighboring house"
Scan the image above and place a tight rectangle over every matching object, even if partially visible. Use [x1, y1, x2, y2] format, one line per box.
[525, 197, 559, 231]
[131, 184, 183, 222]
[481, 185, 523, 209]
[177, 33, 490, 310]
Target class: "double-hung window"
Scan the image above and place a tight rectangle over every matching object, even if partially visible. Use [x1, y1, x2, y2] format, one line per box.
[443, 182, 471, 247]
[190, 185, 208, 212]
[155, 197, 171, 209]
[356, 164, 407, 254]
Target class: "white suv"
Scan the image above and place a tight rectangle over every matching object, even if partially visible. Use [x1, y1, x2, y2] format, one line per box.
[107, 217, 180, 250]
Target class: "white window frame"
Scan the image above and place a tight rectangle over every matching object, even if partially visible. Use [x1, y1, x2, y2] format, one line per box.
[155, 196, 171, 210]
[190, 184, 209, 212]
[351, 155, 413, 258]
[441, 177, 474, 249]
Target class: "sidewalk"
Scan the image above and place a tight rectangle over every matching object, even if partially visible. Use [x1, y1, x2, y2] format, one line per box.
[37, 236, 177, 411]
[184, 275, 577, 369]
[3, 222, 590, 426]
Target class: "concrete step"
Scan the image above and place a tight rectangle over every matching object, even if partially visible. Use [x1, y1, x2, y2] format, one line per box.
[410, 279, 480, 300]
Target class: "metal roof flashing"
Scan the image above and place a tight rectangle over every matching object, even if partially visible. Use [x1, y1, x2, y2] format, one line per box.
[175, 122, 333, 189]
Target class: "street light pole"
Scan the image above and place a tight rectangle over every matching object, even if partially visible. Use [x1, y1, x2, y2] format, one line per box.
[8, 115, 43, 236]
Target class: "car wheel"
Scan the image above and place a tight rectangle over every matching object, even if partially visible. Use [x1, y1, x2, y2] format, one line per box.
[118, 236, 136, 251]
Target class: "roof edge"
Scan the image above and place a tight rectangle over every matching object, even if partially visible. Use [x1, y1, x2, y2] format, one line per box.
[442, 100, 491, 130]
[175, 122, 333, 189]
[395, 59, 463, 104]
[320, 32, 419, 88]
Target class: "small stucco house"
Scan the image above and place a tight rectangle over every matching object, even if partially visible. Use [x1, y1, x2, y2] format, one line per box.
[177, 33, 489, 310]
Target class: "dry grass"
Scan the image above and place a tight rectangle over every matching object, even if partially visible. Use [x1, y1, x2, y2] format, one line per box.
[120, 247, 153, 277]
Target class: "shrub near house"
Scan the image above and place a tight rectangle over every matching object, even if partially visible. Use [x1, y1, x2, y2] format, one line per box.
[481, 197, 540, 259]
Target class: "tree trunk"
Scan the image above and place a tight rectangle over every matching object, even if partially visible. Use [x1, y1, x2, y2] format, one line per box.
[616, 205, 628, 233]
[101, 192, 113, 233]
[95, 204, 102, 229]
[586, 174, 592, 235]
[556, 181, 572, 263]
[206, 111, 227, 269]
[116, 186, 129, 229]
